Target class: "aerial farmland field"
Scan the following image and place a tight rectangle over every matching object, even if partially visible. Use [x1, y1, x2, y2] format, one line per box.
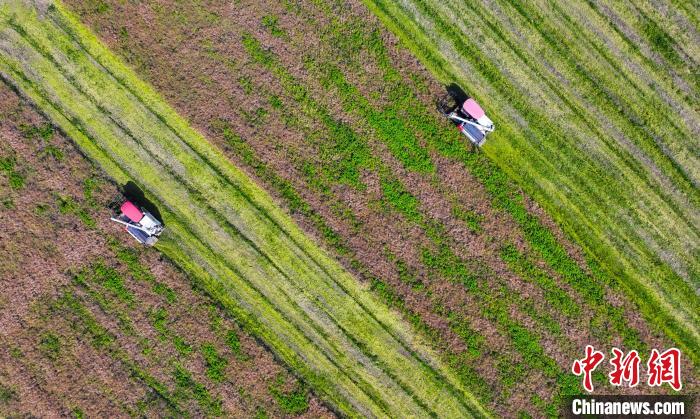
[363, 0, 700, 360]
[0, 82, 331, 417]
[0, 0, 697, 417]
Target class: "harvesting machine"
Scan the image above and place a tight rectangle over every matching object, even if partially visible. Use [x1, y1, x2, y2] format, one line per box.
[110, 199, 164, 246]
[438, 92, 494, 146]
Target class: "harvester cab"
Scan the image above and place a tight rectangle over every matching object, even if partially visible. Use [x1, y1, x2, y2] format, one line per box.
[438, 92, 494, 147]
[110, 199, 164, 246]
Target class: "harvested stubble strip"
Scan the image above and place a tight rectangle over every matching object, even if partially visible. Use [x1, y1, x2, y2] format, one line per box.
[0, 2, 489, 417]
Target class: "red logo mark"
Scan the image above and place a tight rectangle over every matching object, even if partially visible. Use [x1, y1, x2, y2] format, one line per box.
[647, 348, 682, 391]
[572, 345, 605, 392]
[609, 348, 640, 387]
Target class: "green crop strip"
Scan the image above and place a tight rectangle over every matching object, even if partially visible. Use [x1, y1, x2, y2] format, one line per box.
[315, 61, 434, 174]
[361, 0, 700, 365]
[173, 365, 224, 416]
[241, 33, 376, 191]
[367, 276, 494, 403]
[0, 154, 26, 189]
[201, 343, 228, 383]
[269, 375, 310, 415]
[500, 245, 581, 319]
[69, 250, 237, 415]
[0, 3, 488, 417]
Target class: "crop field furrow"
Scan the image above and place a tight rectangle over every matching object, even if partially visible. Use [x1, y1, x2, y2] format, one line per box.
[590, 0, 700, 93]
[546, 1, 700, 136]
[501, 0, 700, 186]
[627, 0, 700, 65]
[585, 1, 699, 105]
[576, 5, 700, 127]
[363, 0, 700, 364]
[0, 3, 489, 417]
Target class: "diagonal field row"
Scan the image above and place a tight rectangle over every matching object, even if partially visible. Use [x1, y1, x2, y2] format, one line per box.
[0, 2, 488, 417]
[362, 0, 700, 362]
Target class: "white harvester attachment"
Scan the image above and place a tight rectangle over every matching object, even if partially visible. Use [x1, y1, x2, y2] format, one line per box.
[438, 94, 495, 146]
[110, 200, 164, 246]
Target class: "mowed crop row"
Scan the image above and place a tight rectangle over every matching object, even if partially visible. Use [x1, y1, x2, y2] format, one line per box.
[0, 3, 488, 417]
[362, 0, 700, 361]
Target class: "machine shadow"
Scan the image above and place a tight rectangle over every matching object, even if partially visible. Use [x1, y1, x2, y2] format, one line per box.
[445, 83, 468, 104]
